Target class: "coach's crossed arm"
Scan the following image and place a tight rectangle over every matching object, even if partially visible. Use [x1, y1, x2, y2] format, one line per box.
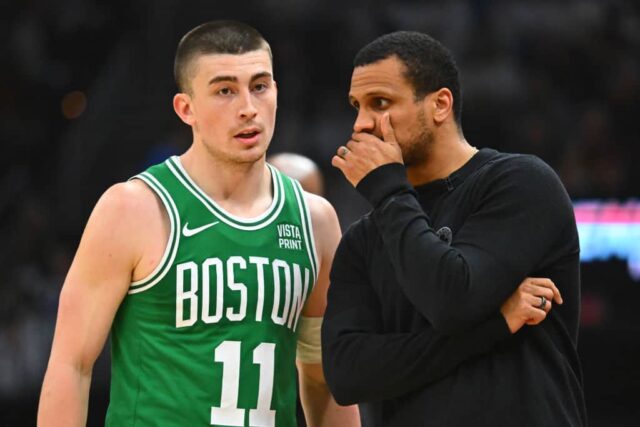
[321, 230, 559, 405]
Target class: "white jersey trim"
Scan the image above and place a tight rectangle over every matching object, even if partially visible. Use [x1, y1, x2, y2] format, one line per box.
[128, 172, 181, 294]
[291, 180, 319, 282]
[166, 157, 286, 231]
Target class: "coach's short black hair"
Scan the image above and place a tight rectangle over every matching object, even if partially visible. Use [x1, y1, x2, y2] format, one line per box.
[354, 31, 462, 123]
[174, 20, 271, 93]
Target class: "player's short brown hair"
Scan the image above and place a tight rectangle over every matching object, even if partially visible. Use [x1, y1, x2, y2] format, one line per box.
[174, 20, 272, 93]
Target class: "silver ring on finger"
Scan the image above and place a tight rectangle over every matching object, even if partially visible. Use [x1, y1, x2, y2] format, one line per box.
[537, 295, 547, 309]
[338, 146, 349, 159]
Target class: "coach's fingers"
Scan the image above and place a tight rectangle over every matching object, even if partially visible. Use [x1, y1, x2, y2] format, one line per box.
[528, 277, 563, 304]
[527, 284, 555, 306]
[346, 140, 361, 153]
[525, 306, 548, 325]
[336, 145, 350, 158]
[527, 292, 553, 314]
[381, 112, 398, 145]
[331, 154, 346, 170]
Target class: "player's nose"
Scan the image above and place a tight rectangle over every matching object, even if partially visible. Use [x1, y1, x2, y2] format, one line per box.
[238, 90, 258, 120]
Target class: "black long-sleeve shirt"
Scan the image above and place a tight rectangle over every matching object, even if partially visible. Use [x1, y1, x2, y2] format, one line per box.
[322, 149, 587, 426]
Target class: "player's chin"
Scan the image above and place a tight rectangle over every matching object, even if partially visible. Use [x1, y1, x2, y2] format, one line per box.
[236, 145, 269, 164]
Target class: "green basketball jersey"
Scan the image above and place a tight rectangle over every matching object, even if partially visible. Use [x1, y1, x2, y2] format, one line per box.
[105, 156, 318, 427]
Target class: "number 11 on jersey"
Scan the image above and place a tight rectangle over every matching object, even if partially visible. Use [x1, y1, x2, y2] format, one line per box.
[211, 341, 276, 427]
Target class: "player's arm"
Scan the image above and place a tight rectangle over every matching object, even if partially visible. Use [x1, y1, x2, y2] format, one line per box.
[322, 220, 559, 405]
[355, 156, 569, 334]
[296, 192, 360, 427]
[38, 181, 160, 426]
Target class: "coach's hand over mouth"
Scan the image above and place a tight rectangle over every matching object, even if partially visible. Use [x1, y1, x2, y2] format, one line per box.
[332, 112, 403, 187]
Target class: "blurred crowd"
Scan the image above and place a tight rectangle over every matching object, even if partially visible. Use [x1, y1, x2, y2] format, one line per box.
[1, 0, 639, 424]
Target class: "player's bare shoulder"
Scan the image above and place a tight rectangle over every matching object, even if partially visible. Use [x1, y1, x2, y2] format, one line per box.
[89, 180, 170, 280]
[94, 180, 165, 233]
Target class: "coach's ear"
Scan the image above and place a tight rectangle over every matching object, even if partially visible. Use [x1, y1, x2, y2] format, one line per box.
[427, 87, 454, 125]
[173, 93, 195, 126]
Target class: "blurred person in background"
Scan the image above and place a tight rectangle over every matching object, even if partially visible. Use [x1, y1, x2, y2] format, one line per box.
[268, 152, 325, 197]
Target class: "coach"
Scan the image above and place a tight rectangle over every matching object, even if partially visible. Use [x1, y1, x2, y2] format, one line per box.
[322, 31, 587, 426]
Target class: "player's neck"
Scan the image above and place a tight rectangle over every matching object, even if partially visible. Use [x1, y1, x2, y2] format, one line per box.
[406, 131, 477, 187]
[179, 146, 272, 218]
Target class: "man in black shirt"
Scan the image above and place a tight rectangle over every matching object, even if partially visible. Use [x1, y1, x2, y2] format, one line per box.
[322, 31, 586, 426]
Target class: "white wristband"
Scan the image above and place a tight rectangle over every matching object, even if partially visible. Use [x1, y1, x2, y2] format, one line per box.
[296, 316, 323, 364]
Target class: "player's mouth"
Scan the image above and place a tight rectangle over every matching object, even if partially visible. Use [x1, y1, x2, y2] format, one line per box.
[234, 127, 262, 145]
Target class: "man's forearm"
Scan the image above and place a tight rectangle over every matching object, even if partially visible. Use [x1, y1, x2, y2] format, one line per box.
[323, 231, 512, 405]
[355, 161, 570, 335]
[356, 163, 488, 333]
[38, 362, 91, 427]
[321, 311, 510, 405]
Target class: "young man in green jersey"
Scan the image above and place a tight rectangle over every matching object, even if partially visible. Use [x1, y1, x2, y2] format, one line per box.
[38, 21, 359, 426]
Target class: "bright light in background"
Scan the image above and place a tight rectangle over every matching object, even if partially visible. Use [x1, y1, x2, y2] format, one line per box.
[575, 200, 640, 280]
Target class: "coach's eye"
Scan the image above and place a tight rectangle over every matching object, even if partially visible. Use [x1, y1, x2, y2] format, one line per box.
[373, 98, 390, 110]
[218, 87, 233, 96]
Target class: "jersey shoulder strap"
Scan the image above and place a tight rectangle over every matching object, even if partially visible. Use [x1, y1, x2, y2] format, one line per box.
[271, 165, 320, 283]
[127, 161, 181, 293]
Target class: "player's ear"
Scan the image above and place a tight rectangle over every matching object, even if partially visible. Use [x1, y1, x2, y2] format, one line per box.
[431, 88, 453, 125]
[173, 93, 195, 126]
[273, 80, 278, 110]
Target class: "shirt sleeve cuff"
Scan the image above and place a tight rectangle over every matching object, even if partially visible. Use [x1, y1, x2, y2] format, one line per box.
[488, 312, 513, 339]
[355, 163, 413, 207]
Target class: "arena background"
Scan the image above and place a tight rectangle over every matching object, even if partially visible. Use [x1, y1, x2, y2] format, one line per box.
[1, 0, 639, 425]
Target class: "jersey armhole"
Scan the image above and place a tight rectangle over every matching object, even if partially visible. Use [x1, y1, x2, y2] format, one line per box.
[291, 179, 319, 283]
[127, 172, 181, 294]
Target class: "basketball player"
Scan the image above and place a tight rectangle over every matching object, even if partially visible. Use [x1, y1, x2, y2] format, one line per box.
[38, 21, 359, 426]
[324, 31, 586, 426]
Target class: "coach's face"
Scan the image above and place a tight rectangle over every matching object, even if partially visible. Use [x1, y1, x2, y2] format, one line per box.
[349, 55, 435, 167]
[173, 49, 277, 164]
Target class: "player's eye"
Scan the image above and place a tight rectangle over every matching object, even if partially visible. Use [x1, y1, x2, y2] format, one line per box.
[217, 87, 233, 96]
[253, 82, 269, 93]
[351, 100, 360, 111]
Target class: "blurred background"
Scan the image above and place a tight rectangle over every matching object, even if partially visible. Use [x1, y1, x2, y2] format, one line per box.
[1, 0, 639, 425]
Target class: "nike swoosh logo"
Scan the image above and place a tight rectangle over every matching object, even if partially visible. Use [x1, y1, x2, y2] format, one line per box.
[182, 221, 220, 237]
